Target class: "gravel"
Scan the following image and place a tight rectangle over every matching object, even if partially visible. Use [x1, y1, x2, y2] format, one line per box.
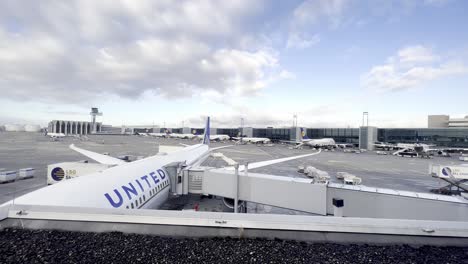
[0, 228, 467, 264]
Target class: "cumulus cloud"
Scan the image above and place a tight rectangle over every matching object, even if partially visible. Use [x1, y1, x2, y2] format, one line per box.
[286, 0, 348, 49]
[0, 0, 289, 104]
[361, 45, 468, 92]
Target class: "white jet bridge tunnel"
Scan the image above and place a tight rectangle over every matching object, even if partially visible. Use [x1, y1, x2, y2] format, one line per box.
[172, 166, 468, 222]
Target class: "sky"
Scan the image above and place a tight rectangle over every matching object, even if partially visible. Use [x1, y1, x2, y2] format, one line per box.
[0, 0, 467, 128]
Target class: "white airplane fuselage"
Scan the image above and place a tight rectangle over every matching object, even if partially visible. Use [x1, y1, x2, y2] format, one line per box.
[197, 134, 230, 141]
[148, 133, 168, 138]
[169, 133, 197, 139]
[301, 138, 335, 148]
[238, 137, 271, 144]
[6, 144, 210, 210]
[47, 133, 66, 138]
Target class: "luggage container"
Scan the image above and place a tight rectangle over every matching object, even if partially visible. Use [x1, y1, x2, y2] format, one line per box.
[0, 171, 17, 183]
[18, 168, 35, 179]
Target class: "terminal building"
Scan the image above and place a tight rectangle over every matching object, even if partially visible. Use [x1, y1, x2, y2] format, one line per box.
[428, 115, 468, 128]
[47, 120, 102, 135]
[47, 114, 468, 148]
[122, 124, 468, 148]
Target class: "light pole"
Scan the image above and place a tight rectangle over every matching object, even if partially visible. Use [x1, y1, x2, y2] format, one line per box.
[240, 117, 244, 144]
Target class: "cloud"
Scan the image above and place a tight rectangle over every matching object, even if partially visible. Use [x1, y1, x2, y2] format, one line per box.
[286, 33, 320, 49]
[396, 45, 438, 65]
[0, 0, 289, 104]
[292, 0, 348, 28]
[361, 45, 468, 92]
[286, 0, 348, 49]
[184, 101, 356, 128]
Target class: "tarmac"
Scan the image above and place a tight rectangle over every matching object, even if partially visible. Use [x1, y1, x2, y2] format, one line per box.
[0, 132, 464, 211]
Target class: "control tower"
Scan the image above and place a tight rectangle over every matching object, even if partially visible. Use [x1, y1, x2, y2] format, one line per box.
[90, 107, 102, 134]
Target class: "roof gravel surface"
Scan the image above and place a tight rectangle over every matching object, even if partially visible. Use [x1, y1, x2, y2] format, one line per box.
[0, 229, 467, 264]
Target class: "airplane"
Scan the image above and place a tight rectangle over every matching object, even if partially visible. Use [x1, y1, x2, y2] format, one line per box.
[335, 143, 354, 149]
[391, 143, 468, 157]
[3, 117, 320, 210]
[233, 137, 271, 144]
[46, 132, 66, 138]
[169, 133, 197, 139]
[148, 132, 169, 138]
[290, 128, 336, 149]
[373, 142, 396, 151]
[196, 134, 231, 141]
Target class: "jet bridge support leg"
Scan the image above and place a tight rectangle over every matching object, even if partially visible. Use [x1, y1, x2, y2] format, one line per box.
[234, 164, 239, 214]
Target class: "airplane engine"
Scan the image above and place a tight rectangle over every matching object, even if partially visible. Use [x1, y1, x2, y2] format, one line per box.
[222, 197, 245, 210]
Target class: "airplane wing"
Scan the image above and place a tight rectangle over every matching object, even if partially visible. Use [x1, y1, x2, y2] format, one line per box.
[295, 142, 305, 148]
[224, 149, 321, 171]
[69, 144, 126, 166]
[281, 141, 296, 144]
[210, 145, 234, 151]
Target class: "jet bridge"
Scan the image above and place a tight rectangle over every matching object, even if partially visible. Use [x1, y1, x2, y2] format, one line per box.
[196, 167, 468, 222]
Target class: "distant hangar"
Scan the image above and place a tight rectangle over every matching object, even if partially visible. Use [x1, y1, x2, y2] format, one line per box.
[47, 120, 102, 135]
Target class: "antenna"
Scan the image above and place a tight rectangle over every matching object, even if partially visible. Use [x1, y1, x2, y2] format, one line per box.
[90, 107, 102, 134]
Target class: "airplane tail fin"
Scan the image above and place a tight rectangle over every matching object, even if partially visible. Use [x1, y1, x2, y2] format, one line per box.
[202, 116, 210, 146]
[300, 127, 309, 141]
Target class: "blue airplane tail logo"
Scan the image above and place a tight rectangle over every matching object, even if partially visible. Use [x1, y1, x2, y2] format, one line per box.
[300, 128, 309, 140]
[203, 117, 210, 145]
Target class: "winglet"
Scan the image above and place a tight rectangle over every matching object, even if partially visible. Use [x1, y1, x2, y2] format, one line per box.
[203, 116, 210, 146]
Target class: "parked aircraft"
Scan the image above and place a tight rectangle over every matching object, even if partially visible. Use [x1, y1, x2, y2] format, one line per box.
[148, 132, 169, 138]
[293, 128, 335, 149]
[169, 133, 197, 139]
[233, 137, 271, 144]
[374, 142, 396, 150]
[4, 117, 319, 210]
[196, 134, 231, 141]
[46, 132, 66, 138]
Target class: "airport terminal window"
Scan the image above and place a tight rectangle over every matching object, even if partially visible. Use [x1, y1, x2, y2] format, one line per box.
[131, 203, 134, 209]
[143, 195, 146, 201]
[139, 197, 142, 204]
[135, 200, 139, 207]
